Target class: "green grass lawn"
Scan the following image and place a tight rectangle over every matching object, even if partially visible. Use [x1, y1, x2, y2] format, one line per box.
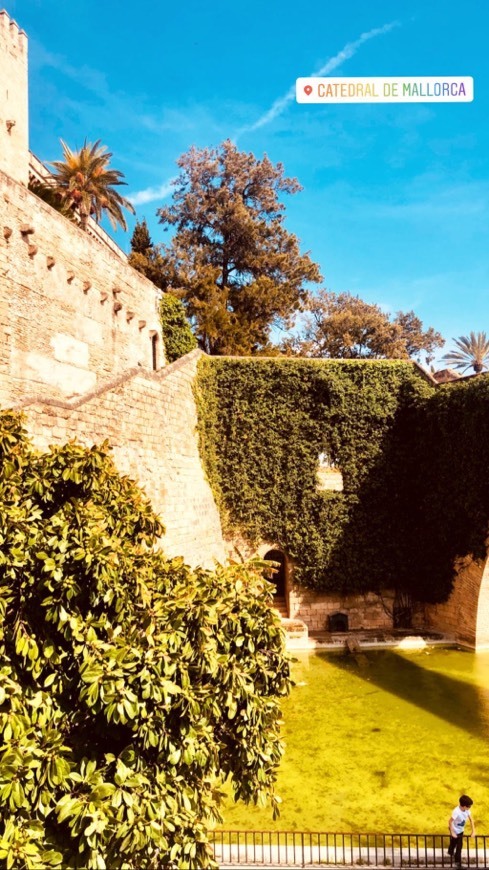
[219, 647, 489, 833]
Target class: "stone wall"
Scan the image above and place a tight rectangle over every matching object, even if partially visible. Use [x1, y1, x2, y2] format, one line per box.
[0, 169, 163, 408]
[423, 554, 489, 649]
[289, 587, 395, 632]
[475, 558, 489, 650]
[0, 12, 28, 185]
[225, 537, 395, 632]
[0, 9, 225, 573]
[13, 349, 226, 569]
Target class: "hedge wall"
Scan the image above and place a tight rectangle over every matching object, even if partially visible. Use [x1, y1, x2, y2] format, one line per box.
[401, 375, 489, 601]
[195, 358, 437, 597]
[196, 360, 489, 603]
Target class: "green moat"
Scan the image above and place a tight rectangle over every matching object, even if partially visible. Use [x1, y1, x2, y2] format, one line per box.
[221, 647, 489, 833]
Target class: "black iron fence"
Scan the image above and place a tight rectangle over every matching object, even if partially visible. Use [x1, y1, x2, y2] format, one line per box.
[211, 831, 489, 867]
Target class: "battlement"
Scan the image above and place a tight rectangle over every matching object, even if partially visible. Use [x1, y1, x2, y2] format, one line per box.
[0, 167, 164, 405]
[0, 8, 28, 184]
[0, 10, 27, 53]
[0, 10, 165, 406]
[0, 11, 226, 574]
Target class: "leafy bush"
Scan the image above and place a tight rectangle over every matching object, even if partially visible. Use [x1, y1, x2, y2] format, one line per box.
[0, 411, 290, 869]
[160, 294, 197, 363]
[396, 375, 489, 601]
[195, 358, 435, 596]
[196, 357, 489, 604]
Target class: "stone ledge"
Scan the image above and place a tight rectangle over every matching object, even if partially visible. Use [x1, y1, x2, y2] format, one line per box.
[7, 348, 205, 412]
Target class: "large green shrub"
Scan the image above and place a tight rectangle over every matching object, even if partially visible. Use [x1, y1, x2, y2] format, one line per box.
[195, 358, 436, 596]
[0, 412, 290, 869]
[160, 294, 197, 363]
[396, 375, 489, 601]
[196, 358, 489, 604]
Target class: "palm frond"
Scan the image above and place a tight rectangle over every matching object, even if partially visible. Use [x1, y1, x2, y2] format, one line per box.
[48, 139, 135, 231]
[442, 332, 489, 373]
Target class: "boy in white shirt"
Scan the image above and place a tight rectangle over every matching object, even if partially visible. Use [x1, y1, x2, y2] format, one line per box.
[448, 795, 475, 868]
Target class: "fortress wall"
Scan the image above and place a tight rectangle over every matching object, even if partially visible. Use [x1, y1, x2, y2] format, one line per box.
[0, 169, 163, 407]
[0, 12, 28, 185]
[0, 6, 224, 573]
[423, 555, 484, 648]
[15, 350, 226, 569]
[289, 588, 395, 632]
[226, 537, 395, 631]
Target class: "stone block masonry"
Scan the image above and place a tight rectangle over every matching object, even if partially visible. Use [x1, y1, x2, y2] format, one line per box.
[13, 350, 226, 569]
[289, 587, 395, 632]
[424, 553, 489, 650]
[0, 7, 225, 572]
[0, 12, 28, 185]
[0, 168, 163, 408]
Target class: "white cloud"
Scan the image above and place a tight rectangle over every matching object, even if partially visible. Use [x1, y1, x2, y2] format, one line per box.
[237, 20, 400, 137]
[129, 180, 174, 207]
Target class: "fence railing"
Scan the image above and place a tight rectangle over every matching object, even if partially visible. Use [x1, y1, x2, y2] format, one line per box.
[211, 831, 488, 867]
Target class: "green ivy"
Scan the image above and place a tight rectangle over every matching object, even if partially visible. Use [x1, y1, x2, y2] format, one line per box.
[0, 411, 291, 869]
[396, 375, 489, 602]
[160, 294, 197, 363]
[195, 358, 441, 596]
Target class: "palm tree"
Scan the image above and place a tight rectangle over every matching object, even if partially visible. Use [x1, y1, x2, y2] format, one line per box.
[50, 140, 135, 231]
[28, 177, 77, 221]
[442, 332, 489, 374]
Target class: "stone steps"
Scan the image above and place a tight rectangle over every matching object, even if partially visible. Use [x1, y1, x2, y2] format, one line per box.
[273, 596, 288, 617]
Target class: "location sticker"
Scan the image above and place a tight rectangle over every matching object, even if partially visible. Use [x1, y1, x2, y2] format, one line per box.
[296, 76, 474, 103]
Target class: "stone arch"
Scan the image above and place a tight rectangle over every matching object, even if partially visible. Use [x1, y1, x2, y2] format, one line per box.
[263, 549, 286, 597]
[262, 548, 289, 617]
[328, 611, 349, 632]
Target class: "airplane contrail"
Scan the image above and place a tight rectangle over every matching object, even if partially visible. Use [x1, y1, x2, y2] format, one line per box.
[237, 21, 400, 136]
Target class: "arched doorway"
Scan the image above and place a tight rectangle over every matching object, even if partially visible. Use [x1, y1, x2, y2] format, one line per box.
[263, 549, 287, 617]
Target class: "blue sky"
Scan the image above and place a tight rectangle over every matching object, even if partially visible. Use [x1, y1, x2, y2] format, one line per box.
[7, 0, 489, 361]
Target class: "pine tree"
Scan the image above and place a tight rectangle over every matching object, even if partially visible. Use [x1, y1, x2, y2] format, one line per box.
[157, 140, 322, 355]
[130, 218, 152, 254]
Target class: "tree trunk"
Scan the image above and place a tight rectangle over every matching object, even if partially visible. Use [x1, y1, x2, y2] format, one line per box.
[79, 206, 89, 232]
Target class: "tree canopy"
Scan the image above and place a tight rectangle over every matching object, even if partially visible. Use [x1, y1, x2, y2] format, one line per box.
[28, 178, 77, 222]
[129, 221, 197, 362]
[49, 140, 135, 231]
[283, 290, 444, 362]
[159, 294, 198, 362]
[129, 219, 171, 290]
[0, 411, 290, 869]
[156, 140, 322, 355]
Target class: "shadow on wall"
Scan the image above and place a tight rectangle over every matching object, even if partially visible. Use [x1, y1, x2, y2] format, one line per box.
[324, 376, 489, 621]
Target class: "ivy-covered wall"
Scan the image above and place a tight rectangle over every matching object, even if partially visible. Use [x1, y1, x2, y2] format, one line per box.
[195, 358, 435, 596]
[403, 375, 489, 602]
[196, 359, 489, 605]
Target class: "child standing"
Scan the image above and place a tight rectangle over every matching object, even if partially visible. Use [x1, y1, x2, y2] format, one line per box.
[448, 795, 475, 868]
